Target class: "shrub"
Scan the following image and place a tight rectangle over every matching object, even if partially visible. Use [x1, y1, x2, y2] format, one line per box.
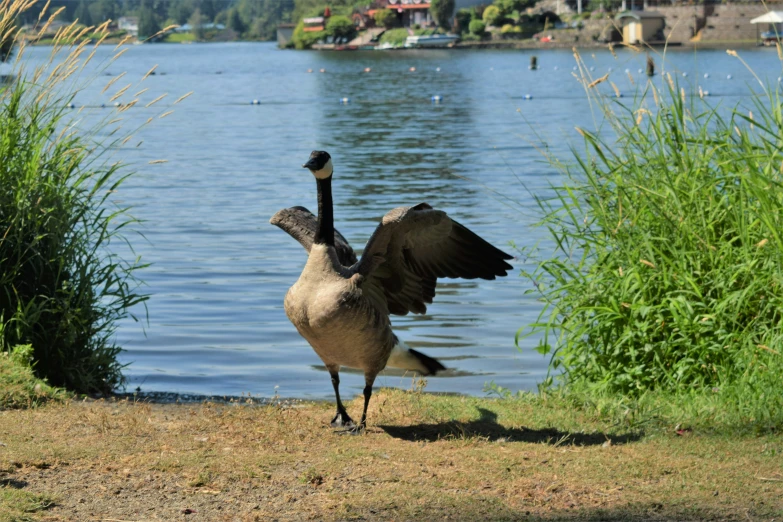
[325, 14, 356, 42]
[0, 345, 68, 408]
[482, 5, 503, 26]
[292, 20, 325, 49]
[523, 71, 783, 397]
[501, 23, 521, 34]
[469, 19, 486, 36]
[374, 8, 397, 29]
[379, 27, 409, 46]
[0, 0, 148, 393]
[429, 0, 455, 30]
[454, 9, 473, 34]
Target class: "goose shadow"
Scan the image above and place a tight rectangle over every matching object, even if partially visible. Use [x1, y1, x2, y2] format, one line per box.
[0, 478, 28, 489]
[379, 408, 643, 445]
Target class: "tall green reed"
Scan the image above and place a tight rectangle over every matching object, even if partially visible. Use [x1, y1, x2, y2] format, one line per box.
[522, 51, 783, 400]
[0, 0, 181, 392]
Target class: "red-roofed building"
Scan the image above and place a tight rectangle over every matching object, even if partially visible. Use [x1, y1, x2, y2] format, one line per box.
[386, 0, 434, 27]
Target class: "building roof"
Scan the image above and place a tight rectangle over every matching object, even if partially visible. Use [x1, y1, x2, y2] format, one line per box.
[303, 17, 325, 24]
[615, 10, 665, 21]
[751, 11, 783, 24]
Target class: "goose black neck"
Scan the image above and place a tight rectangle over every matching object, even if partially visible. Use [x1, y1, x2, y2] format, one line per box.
[315, 176, 334, 246]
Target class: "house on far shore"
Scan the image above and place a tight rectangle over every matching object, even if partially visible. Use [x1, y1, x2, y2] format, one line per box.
[615, 10, 664, 44]
[374, 0, 485, 28]
[118, 16, 139, 38]
[383, 0, 434, 28]
[277, 23, 296, 47]
[303, 16, 326, 32]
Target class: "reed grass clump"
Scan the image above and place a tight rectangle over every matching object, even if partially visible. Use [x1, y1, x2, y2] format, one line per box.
[524, 70, 783, 405]
[0, 0, 153, 393]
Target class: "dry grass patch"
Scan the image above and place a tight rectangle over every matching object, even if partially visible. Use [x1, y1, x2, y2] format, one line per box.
[0, 389, 781, 521]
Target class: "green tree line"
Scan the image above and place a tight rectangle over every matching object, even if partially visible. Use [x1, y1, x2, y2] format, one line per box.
[16, 0, 296, 41]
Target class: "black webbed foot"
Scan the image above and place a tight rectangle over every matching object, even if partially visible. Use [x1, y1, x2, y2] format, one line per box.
[330, 411, 355, 428]
[335, 423, 365, 436]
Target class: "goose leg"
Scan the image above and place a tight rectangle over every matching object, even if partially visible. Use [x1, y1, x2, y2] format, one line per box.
[328, 366, 355, 428]
[339, 375, 375, 436]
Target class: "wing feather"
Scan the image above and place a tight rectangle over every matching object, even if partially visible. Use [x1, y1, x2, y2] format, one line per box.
[354, 203, 513, 316]
[269, 206, 357, 266]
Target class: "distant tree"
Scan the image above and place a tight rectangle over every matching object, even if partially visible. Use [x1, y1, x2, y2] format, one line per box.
[89, 0, 117, 26]
[429, 0, 455, 30]
[325, 15, 355, 42]
[75, 0, 93, 26]
[468, 19, 485, 35]
[482, 5, 503, 26]
[454, 8, 472, 33]
[374, 8, 396, 29]
[198, 0, 221, 22]
[227, 8, 245, 33]
[189, 8, 205, 39]
[494, 0, 535, 15]
[168, 0, 197, 25]
[249, 17, 270, 39]
[138, 6, 161, 39]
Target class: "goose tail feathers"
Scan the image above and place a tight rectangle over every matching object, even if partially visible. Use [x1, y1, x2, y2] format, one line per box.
[386, 338, 446, 376]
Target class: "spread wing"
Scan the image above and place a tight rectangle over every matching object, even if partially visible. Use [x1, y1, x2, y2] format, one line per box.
[353, 203, 514, 316]
[269, 206, 358, 266]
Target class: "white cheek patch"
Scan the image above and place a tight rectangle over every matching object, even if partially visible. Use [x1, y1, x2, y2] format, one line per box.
[313, 158, 333, 179]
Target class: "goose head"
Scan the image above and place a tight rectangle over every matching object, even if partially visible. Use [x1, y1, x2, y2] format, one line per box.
[303, 150, 333, 180]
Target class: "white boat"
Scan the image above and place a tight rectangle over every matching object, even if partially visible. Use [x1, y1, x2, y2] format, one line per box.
[404, 34, 459, 48]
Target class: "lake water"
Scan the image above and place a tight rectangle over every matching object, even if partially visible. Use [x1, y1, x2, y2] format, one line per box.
[17, 42, 781, 400]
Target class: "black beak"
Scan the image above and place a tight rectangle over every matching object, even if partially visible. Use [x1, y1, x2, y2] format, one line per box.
[302, 158, 318, 170]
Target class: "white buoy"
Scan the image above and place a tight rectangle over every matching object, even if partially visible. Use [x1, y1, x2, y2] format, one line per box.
[616, 92, 623, 98]
[436, 67, 441, 72]
[340, 97, 350, 104]
[573, 66, 578, 71]
[410, 67, 416, 72]
[251, 99, 260, 105]
[431, 95, 442, 103]
[726, 74, 732, 80]
[608, 67, 612, 72]
[523, 94, 533, 100]
[682, 72, 688, 77]
[67, 102, 75, 109]
[702, 90, 710, 96]
[638, 68, 643, 74]
[554, 66, 558, 70]
[625, 68, 630, 73]
[590, 66, 595, 71]
[779, 76, 782, 82]
[703, 73, 709, 79]
[114, 101, 120, 107]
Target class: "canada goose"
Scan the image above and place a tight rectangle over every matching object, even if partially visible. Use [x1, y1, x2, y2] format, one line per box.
[270, 151, 513, 434]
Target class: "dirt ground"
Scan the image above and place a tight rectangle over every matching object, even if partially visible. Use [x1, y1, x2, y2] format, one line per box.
[1, 390, 781, 521]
